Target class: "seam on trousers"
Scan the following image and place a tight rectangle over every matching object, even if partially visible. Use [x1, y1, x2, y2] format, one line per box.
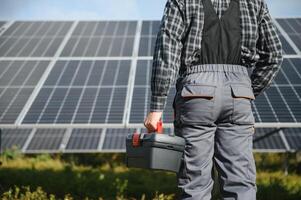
[246, 133, 256, 182]
[230, 94, 234, 123]
[246, 136, 252, 181]
[179, 146, 189, 183]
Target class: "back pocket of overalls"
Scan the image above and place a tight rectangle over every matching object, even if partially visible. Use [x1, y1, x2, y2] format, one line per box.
[179, 84, 216, 125]
[230, 84, 255, 125]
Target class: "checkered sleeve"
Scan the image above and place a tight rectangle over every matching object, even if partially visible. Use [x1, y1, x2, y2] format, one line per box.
[150, 0, 187, 112]
[250, 0, 283, 97]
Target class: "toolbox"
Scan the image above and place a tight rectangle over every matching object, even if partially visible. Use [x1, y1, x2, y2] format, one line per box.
[125, 120, 186, 173]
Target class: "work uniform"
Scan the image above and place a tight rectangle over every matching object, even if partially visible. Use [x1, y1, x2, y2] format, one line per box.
[173, 0, 257, 199]
[149, 0, 283, 199]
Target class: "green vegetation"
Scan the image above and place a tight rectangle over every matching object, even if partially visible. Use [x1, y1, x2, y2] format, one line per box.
[0, 147, 301, 200]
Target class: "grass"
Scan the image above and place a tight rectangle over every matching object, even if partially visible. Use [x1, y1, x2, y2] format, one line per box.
[0, 147, 301, 200]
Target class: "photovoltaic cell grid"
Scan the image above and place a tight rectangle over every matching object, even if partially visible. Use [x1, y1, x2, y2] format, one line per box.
[66, 128, 102, 150]
[130, 59, 176, 124]
[0, 21, 72, 57]
[0, 128, 32, 152]
[276, 18, 301, 53]
[138, 21, 161, 57]
[275, 22, 298, 55]
[102, 128, 137, 150]
[0, 60, 50, 124]
[1, 128, 301, 152]
[0, 60, 50, 87]
[22, 60, 130, 124]
[284, 128, 301, 150]
[0, 19, 300, 153]
[252, 58, 301, 123]
[253, 128, 286, 150]
[60, 21, 137, 57]
[26, 128, 66, 151]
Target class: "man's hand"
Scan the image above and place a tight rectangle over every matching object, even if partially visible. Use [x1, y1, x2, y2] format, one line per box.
[144, 111, 163, 133]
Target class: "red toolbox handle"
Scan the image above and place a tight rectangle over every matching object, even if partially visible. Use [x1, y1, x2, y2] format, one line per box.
[132, 119, 164, 147]
[156, 119, 163, 134]
[132, 130, 140, 147]
[147, 118, 163, 134]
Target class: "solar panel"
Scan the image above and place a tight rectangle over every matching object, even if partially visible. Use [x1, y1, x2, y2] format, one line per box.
[26, 128, 66, 151]
[0, 88, 35, 124]
[129, 60, 176, 124]
[66, 128, 102, 150]
[0, 19, 300, 153]
[0, 128, 32, 152]
[138, 21, 161, 57]
[283, 128, 301, 150]
[102, 128, 136, 150]
[60, 21, 137, 57]
[0, 21, 72, 57]
[0, 60, 50, 124]
[276, 18, 301, 52]
[1, 127, 300, 153]
[253, 128, 286, 151]
[23, 60, 130, 124]
[274, 24, 298, 55]
[0, 60, 50, 86]
[254, 57, 301, 123]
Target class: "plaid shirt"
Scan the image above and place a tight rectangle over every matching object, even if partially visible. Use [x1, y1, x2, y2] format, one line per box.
[150, 0, 283, 111]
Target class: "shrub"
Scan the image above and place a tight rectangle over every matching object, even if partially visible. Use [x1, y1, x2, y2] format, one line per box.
[0, 185, 176, 200]
[1, 151, 301, 200]
[256, 172, 301, 200]
[1, 146, 23, 161]
[1, 185, 56, 200]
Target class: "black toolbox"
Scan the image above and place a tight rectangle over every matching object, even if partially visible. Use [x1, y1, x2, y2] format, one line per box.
[125, 120, 186, 173]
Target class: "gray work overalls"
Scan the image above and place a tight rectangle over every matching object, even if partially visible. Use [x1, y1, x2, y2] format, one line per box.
[172, 0, 257, 199]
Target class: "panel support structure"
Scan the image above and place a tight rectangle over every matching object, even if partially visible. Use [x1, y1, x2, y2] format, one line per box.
[21, 128, 36, 153]
[124, 20, 143, 126]
[59, 127, 72, 152]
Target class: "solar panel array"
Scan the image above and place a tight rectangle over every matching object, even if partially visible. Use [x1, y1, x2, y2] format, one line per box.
[1, 127, 300, 153]
[23, 60, 130, 124]
[61, 21, 136, 57]
[0, 19, 301, 153]
[0, 60, 49, 123]
[0, 21, 72, 57]
[276, 18, 301, 53]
